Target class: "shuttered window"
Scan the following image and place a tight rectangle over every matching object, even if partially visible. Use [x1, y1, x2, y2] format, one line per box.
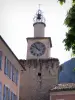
[11, 92, 17, 100]
[4, 57, 8, 75]
[12, 65, 15, 82]
[0, 51, 2, 69]
[3, 85, 11, 100]
[16, 70, 18, 85]
[3, 85, 6, 100]
[4, 57, 11, 79]
[4, 56, 19, 85]
[0, 82, 2, 100]
[7, 60, 11, 79]
[12, 66, 18, 85]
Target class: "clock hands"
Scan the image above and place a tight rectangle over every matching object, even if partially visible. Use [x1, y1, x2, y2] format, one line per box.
[30, 42, 45, 57]
[33, 44, 40, 51]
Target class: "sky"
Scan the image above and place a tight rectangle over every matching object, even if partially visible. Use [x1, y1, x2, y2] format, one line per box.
[0, 0, 72, 64]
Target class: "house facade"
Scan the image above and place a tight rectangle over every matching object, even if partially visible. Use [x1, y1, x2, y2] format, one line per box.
[0, 35, 25, 100]
[50, 83, 75, 100]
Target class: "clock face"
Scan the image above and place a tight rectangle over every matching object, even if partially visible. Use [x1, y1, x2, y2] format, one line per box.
[30, 42, 46, 56]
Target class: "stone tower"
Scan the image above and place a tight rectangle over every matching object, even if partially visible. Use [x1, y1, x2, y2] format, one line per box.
[26, 9, 52, 59]
[19, 8, 59, 100]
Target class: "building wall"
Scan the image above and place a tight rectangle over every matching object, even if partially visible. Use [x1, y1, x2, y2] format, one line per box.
[0, 38, 22, 100]
[51, 94, 75, 100]
[20, 59, 59, 100]
[50, 90, 75, 100]
[34, 23, 45, 37]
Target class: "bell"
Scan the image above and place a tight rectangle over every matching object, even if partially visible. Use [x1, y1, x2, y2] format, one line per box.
[37, 13, 41, 20]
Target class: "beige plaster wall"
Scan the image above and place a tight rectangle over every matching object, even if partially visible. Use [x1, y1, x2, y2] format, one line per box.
[0, 38, 22, 100]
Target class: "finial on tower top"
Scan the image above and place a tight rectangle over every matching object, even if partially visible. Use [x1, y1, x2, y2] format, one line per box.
[38, 4, 41, 9]
[33, 5, 46, 26]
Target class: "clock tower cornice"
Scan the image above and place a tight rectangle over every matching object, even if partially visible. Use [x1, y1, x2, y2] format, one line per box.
[33, 22, 46, 27]
[26, 37, 52, 47]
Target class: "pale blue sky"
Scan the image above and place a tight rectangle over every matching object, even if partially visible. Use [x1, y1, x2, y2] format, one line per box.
[0, 0, 72, 64]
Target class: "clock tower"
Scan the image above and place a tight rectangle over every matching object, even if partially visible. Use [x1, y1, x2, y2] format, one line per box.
[20, 8, 59, 100]
[26, 9, 52, 59]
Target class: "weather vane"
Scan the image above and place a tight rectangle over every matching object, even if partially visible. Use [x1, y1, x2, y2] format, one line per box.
[38, 4, 41, 10]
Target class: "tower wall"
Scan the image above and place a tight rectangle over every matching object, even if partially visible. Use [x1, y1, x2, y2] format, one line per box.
[19, 59, 59, 100]
[34, 23, 45, 37]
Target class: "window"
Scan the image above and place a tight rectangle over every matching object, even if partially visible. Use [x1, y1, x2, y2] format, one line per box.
[4, 56, 19, 84]
[16, 70, 18, 85]
[3, 85, 11, 100]
[8, 89, 11, 100]
[3, 85, 17, 100]
[0, 82, 2, 100]
[11, 92, 14, 100]
[3, 85, 6, 100]
[4, 57, 11, 79]
[0, 51, 2, 69]
[38, 72, 41, 76]
[12, 65, 18, 85]
[12, 66, 15, 82]
[4, 56, 8, 75]
[7, 60, 11, 79]
[11, 92, 17, 100]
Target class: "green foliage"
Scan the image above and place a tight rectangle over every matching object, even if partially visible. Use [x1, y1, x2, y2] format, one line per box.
[63, 4, 75, 54]
[64, 5, 75, 27]
[58, 0, 66, 5]
[73, 67, 75, 72]
[72, 0, 75, 4]
[58, 0, 75, 54]
[58, 0, 75, 5]
[63, 32, 75, 50]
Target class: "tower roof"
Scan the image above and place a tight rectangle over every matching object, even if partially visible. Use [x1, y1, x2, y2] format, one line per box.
[33, 8, 46, 26]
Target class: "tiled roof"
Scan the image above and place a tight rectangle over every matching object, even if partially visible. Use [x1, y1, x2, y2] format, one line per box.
[50, 83, 75, 92]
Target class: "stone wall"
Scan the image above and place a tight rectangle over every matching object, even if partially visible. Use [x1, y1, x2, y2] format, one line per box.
[19, 58, 59, 100]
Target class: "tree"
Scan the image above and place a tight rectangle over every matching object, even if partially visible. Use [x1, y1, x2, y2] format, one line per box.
[58, 0, 75, 55]
[58, 0, 75, 5]
[58, 0, 66, 5]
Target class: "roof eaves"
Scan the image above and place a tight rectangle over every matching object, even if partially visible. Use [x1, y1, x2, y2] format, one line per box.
[50, 88, 75, 92]
[0, 35, 25, 70]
